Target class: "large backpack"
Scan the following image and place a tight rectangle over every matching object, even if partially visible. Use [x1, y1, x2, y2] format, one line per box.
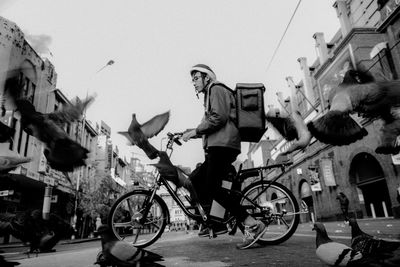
[209, 82, 266, 143]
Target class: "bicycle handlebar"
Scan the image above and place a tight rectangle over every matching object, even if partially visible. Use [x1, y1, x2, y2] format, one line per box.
[166, 132, 183, 147]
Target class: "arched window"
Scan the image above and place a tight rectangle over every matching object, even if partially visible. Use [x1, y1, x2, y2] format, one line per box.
[349, 152, 384, 184]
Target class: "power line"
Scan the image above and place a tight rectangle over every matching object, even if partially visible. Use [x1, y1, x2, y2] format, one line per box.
[266, 0, 303, 75]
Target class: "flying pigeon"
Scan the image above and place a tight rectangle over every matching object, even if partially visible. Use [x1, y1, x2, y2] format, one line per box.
[95, 225, 164, 267]
[0, 121, 14, 143]
[313, 222, 363, 266]
[118, 111, 170, 159]
[307, 69, 400, 154]
[3, 71, 93, 172]
[0, 156, 32, 174]
[265, 107, 299, 141]
[14, 99, 89, 172]
[265, 107, 312, 156]
[43, 137, 89, 172]
[349, 217, 400, 258]
[46, 94, 96, 127]
[280, 110, 312, 155]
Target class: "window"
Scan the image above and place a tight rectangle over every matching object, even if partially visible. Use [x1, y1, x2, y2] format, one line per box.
[17, 124, 24, 154]
[18, 74, 36, 103]
[8, 117, 17, 150]
[29, 83, 36, 103]
[23, 134, 29, 156]
[371, 43, 397, 80]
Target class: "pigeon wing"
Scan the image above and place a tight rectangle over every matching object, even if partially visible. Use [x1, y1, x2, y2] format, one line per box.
[47, 95, 95, 124]
[265, 108, 298, 141]
[117, 131, 134, 145]
[280, 111, 312, 155]
[316, 243, 363, 266]
[109, 240, 140, 262]
[140, 111, 170, 138]
[0, 156, 32, 173]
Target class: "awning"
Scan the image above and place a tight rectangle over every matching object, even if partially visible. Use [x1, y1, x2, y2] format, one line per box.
[0, 172, 45, 190]
[370, 42, 388, 59]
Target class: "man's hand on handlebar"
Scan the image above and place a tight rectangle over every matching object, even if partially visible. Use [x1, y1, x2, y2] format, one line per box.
[182, 129, 197, 142]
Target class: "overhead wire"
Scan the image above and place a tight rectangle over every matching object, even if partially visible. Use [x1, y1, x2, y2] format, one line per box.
[266, 0, 303, 75]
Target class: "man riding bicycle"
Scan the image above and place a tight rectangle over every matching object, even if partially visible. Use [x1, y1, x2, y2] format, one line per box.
[181, 64, 268, 249]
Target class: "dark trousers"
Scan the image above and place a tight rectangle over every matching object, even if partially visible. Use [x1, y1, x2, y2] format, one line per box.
[189, 147, 248, 223]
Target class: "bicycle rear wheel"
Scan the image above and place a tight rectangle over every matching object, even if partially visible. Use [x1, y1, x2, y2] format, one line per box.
[108, 189, 169, 248]
[241, 181, 300, 245]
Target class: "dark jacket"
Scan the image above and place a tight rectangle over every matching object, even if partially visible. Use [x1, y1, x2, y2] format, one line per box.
[195, 82, 240, 152]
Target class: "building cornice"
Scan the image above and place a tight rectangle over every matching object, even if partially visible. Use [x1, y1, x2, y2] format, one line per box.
[377, 4, 400, 32]
[314, 28, 379, 79]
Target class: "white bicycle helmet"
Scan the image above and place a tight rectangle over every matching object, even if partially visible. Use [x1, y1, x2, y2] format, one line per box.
[190, 64, 216, 81]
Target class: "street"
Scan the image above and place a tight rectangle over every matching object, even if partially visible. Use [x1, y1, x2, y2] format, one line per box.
[2, 219, 400, 266]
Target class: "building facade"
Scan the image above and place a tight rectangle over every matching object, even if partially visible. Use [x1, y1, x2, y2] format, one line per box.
[0, 16, 76, 221]
[249, 0, 400, 222]
[0, 16, 103, 243]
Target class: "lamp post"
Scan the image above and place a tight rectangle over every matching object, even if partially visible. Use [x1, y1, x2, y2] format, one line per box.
[71, 59, 115, 239]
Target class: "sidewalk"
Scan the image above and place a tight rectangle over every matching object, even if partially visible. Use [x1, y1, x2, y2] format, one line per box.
[1, 217, 399, 250]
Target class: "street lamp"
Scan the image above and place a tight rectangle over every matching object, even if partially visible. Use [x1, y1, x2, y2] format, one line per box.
[96, 60, 115, 74]
[72, 59, 115, 239]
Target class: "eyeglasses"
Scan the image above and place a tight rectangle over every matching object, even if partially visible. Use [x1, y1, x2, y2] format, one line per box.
[192, 75, 202, 82]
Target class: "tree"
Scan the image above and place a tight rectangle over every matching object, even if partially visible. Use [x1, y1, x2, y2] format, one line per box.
[79, 174, 121, 224]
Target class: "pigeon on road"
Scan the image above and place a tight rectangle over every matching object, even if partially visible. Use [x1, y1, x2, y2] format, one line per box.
[95, 225, 164, 267]
[313, 222, 363, 266]
[0, 156, 32, 174]
[349, 217, 400, 257]
[118, 111, 170, 159]
[307, 69, 400, 154]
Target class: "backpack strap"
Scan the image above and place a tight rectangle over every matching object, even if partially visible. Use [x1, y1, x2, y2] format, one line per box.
[206, 82, 233, 110]
[206, 82, 237, 123]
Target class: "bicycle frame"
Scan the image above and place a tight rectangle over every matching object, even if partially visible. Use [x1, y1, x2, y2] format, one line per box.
[145, 132, 295, 227]
[108, 132, 304, 247]
[238, 163, 293, 213]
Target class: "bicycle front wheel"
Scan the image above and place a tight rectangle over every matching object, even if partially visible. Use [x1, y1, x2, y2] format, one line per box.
[241, 181, 300, 245]
[108, 189, 169, 248]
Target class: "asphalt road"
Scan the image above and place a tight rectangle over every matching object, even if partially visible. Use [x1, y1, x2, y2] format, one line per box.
[1, 219, 400, 266]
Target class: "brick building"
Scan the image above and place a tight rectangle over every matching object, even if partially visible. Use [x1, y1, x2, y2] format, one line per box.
[247, 0, 400, 221]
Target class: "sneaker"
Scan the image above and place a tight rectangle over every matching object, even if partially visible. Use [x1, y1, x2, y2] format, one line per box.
[198, 224, 228, 237]
[236, 221, 267, 250]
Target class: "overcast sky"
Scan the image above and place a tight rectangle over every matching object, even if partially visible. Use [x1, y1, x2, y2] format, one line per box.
[1, 0, 340, 170]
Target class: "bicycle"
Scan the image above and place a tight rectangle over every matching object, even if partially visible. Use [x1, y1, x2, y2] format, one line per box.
[108, 132, 304, 248]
